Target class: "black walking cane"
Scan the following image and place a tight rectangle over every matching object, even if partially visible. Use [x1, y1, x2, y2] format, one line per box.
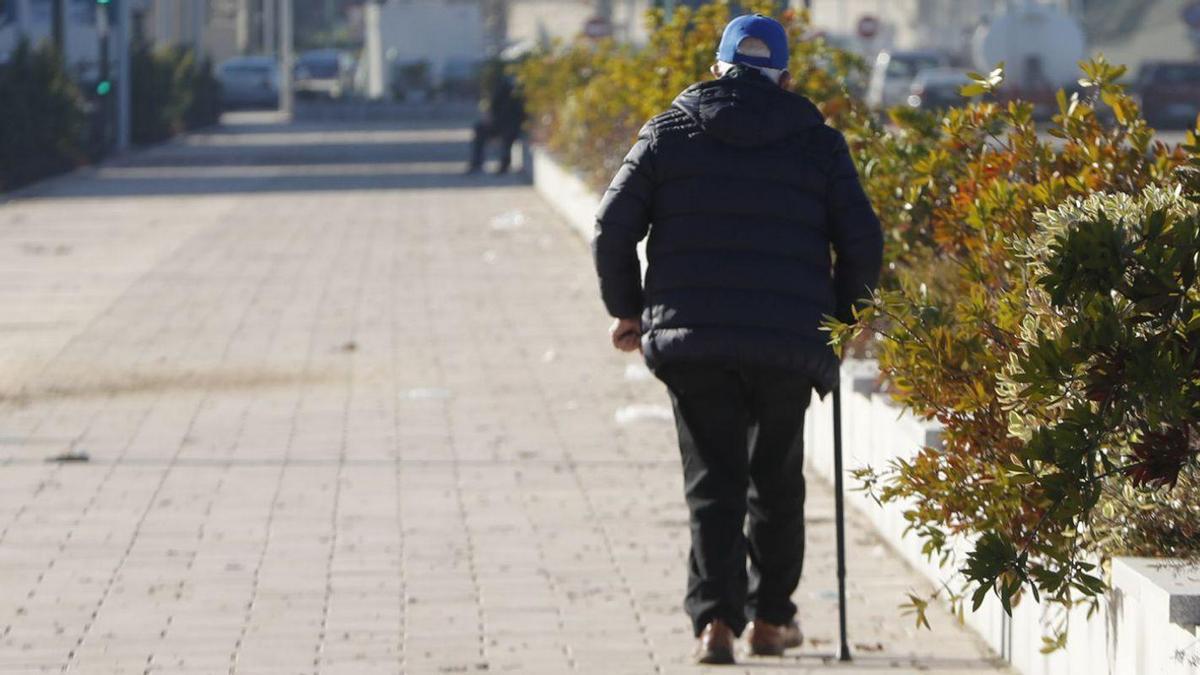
[832, 383, 852, 661]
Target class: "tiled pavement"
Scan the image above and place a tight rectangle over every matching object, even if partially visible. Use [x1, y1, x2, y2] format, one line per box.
[0, 113, 1006, 674]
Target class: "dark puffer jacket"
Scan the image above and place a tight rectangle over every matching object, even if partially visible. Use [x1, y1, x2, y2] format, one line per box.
[592, 66, 883, 393]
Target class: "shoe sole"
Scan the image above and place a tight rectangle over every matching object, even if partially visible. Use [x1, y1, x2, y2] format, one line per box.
[747, 635, 803, 657]
[696, 649, 736, 665]
[748, 643, 785, 657]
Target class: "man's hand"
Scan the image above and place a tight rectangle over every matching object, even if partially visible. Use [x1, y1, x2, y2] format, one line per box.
[610, 317, 642, 353]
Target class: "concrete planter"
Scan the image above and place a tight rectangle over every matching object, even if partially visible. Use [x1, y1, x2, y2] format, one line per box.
[531, 144, 1200, 675]
[531, 147, 601, 244]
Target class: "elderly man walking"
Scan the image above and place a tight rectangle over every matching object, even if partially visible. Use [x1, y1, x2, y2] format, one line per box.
[593, 14, 883, 665]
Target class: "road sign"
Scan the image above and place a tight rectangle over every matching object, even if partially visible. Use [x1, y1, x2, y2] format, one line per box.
[583, 15, 612, 39]
[1185, 1, 1200, 29]
[857, 14, 880, 40]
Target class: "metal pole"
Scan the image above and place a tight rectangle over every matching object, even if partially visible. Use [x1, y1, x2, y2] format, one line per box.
[16, 0, 33, 41]
[50, 0, 64, 55]
[236, 0, 250, 53]
[116, 0, 131, 151]
[832, 384, 852, 662]
[483, 0, 509, 55]
[279, 0, 293, 116]
[97, 4, 111, 148]
[262, 0, 275, 54]
[192, 0, 205, 53]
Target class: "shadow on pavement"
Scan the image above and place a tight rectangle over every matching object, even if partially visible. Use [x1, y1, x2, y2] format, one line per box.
[738, 652, 1007, 671]
[41, 167, 531, 198]
[116, 141, 474, 168]
[15, 112, 531, 200]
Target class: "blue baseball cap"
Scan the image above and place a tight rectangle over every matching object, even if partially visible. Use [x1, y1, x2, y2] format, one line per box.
[716, 14, 790, 71]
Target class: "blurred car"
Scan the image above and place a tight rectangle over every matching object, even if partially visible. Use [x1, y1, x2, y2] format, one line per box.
[867, 49, 951, 111]
[905, 68, 971, 111]
[390, 59, 433, 101]
[294, 49, 356, 100]
[216, 56, 279, 109]
[1135, 61, 1200, 129]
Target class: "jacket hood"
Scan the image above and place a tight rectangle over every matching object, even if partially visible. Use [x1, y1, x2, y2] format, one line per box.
[672, 66, 825, 147]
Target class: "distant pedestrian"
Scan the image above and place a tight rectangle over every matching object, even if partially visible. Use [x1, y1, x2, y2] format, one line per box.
[466, 64, 526, 175]
[592, 14, 883, 665]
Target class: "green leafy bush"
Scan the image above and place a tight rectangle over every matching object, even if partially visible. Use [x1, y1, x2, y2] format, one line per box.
[518, 0, 1200, 643]
[0, 39, 217, 191]
[132, 43, 220, 145]
[183, 56, 221, 131]
[1009, 185, 1200, 556]
[829, 64, 1196, 637]
[392, 60, 432, 99]
[854, 182, 1200, 637]
[0, 39, 86, 191]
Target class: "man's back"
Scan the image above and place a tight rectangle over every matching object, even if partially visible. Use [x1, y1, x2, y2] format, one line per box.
[593, 66, 883, 393]
[591, 16, 884, 664]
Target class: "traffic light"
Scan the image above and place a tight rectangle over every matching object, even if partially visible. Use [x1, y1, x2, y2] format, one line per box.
[95, 0, 118, 98]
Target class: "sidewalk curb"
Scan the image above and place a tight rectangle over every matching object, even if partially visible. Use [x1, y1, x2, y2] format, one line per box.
[529, 147, 601, 245]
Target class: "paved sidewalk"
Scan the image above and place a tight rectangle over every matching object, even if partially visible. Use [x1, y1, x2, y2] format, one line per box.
[0, 114, 1005, 674]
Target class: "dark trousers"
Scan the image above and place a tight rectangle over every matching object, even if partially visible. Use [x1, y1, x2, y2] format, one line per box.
[656, 362, 812, 637]
[468, 121, 518, 172]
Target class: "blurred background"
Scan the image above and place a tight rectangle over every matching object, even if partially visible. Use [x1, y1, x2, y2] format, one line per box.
[0, 0, 1197, 189]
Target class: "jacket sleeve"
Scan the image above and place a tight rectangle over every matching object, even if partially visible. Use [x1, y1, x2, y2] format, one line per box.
[593, 124, 656, 319]
[826, 132, 884, 324]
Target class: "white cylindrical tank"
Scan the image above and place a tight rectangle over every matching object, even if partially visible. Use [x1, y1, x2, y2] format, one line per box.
[972, 0, 1085, 89]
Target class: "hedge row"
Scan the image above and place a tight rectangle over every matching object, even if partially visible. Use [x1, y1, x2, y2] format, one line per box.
[0, 41, 86, 191]
[0, 39, 220, 191]
[517, 1, 1200, 642]
[130, 41, 221, 145]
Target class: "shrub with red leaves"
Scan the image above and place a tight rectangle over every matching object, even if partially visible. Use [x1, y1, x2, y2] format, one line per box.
[1127, 427, 1193, 489]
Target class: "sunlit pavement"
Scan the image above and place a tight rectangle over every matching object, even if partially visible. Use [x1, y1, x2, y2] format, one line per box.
[0, 113, 1007, 673]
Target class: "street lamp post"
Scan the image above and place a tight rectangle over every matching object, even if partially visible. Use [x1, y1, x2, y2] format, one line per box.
[191, 0, 204, 53]
[96, 2, 111, 147]
[116, 0, 131, 151]
[15, 0, 32, 38]
[51, 0, 64, 54]
[279, 0, 293, 117]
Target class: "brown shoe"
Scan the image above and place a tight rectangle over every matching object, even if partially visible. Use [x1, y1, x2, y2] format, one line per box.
[745, 619, 803, 656]
[694, 619, 736, 665]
